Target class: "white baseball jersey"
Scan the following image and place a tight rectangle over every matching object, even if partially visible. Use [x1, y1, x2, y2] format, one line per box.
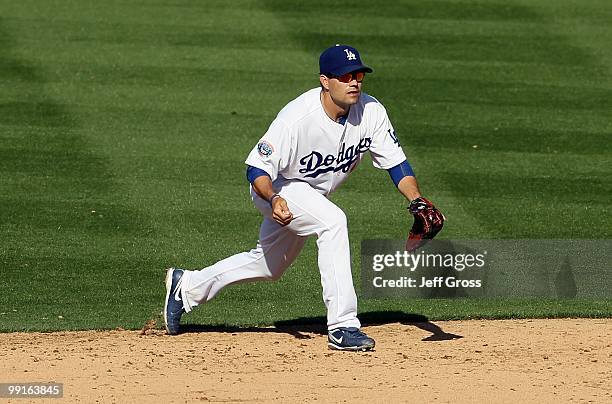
[245, 87, 407, 195]
[180, 89, 406, 331]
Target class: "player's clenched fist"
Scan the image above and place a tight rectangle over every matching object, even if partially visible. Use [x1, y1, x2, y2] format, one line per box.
[270, 194, 293, 226]
[250, 176, 293, 226]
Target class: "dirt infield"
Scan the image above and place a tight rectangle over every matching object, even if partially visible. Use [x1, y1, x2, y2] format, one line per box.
[1, 319, 610, 403]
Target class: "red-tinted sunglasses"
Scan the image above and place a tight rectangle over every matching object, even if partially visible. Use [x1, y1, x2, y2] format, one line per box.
[330, 71, 366, 83]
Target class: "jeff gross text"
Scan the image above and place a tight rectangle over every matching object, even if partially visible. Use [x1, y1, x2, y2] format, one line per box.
[371, 250, 486, 289]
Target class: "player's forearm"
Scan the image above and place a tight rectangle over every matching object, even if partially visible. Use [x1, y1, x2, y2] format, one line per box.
[252, 175, 277, 203]
[246, 165, 278, 203]
[387, 160, 421, 202]
[397, 176, 422, 202]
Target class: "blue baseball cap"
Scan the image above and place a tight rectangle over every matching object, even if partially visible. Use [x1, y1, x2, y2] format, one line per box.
[319, 44, 373, 76]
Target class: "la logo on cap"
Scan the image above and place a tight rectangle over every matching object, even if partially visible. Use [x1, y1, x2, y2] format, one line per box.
[344, 49, 356, 60]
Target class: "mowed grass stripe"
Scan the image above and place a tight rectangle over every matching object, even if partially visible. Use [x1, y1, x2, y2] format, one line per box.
[1, 7, 163, 333]
[406, 125, 611, 155]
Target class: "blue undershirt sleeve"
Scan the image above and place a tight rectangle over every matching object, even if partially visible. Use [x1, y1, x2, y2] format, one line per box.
[387, 160, 415, 187]
[246, 165, 271, 184]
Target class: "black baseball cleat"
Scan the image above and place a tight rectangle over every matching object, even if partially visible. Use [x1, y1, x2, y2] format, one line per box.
[328, 327, 375, 351]
[164, 268, 185, 335]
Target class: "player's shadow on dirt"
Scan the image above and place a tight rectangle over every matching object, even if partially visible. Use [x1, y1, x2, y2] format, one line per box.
[182, 311, 462, 341]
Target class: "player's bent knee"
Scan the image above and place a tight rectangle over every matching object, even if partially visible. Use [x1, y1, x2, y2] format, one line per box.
[265, 271, 283, 281]
[259, 261, 289, 281]
[258, 268, 284, 282]
[323, 209, 348, 232]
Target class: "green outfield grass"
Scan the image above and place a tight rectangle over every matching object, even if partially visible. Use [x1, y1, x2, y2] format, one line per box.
[1, 0, 610, 332]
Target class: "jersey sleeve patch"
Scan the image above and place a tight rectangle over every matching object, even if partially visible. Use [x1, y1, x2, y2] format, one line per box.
[257, 140, 274, 157]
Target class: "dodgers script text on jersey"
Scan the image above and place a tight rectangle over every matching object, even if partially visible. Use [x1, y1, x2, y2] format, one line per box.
[245, 88, 407, 196]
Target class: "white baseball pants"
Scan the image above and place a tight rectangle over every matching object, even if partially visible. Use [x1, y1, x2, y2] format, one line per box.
[179, 180, 361, 330]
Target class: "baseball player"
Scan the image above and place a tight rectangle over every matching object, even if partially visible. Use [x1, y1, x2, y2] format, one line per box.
[165, 44, 444, 351]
